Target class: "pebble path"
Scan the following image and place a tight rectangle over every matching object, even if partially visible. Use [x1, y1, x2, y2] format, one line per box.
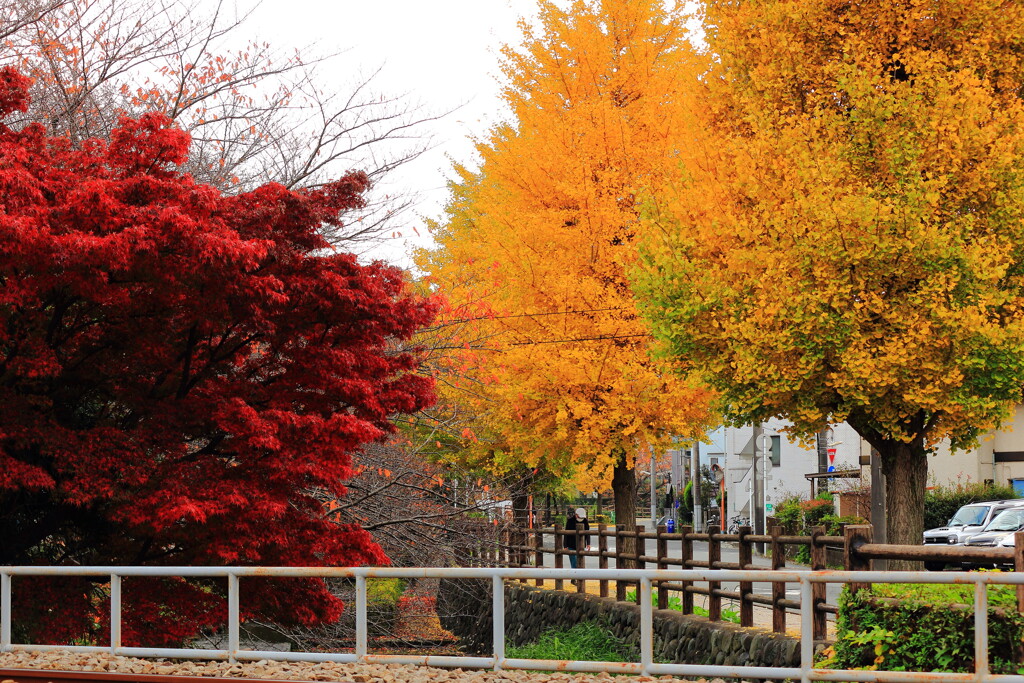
[0, 652, 733, 683]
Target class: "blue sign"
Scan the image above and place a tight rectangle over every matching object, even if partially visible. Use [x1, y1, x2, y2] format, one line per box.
[667, 519, 675, 533]
[827, 465, 836, 473]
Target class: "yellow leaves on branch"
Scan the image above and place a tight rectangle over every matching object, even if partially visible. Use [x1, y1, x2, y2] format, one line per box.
[635, 0, 1024, 449]
[419, 0, 716, 488]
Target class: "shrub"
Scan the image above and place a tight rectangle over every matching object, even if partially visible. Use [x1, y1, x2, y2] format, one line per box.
[774, 496, 804, 535]
[337, 578, 407, 637]
[801, 498, 834, 527]
[773, 496, 865, 564]
[820, 584, 1024, 674]
[924, 481, 1019, 530]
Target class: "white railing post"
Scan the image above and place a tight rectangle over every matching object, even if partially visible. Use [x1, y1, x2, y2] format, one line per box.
[640, 577, 652, 674]
[355, 575, 367, 659]
[1, 572, 10, 651]
[227, 573, 239, 663]
[492, 574, 504, 670]
[110, 574, 121, 653]
[974, 579, 989, 678]
[799, 575, 813, 683]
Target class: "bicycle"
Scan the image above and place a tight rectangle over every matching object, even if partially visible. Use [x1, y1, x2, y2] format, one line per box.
[727, 515, 750, 534]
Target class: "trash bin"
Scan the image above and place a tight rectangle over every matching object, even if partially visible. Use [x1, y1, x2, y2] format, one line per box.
[667, 518, 675, 533]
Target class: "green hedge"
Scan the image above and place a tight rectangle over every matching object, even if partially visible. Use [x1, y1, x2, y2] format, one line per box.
[820, 584, 1024, 674]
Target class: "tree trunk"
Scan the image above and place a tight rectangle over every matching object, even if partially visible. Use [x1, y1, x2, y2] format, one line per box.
[612, 456, 638, 569]
[878, 438, 928, 571]
[509, 469, 533, 566]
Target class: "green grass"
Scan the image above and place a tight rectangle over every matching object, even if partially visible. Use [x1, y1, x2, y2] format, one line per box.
[506, 621, 630, 662]
[625, 589, 741, 624]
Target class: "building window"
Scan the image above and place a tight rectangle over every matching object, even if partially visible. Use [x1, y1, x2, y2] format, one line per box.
[770, 435, 781, 468]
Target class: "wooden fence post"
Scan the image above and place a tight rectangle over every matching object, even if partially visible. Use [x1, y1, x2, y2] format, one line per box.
[598, 523, 609, 598]
[553, 522, 564, 591]
[534, 526, 544, 587]
[635, 524, 645, 605]
[657, 524, 668, 610]
[708, 524, 721, 622]
[809, 525, 827, 642]
[770, 524, 786, 634]
[681, 524, 694, 615]
[738, 525, 753, 627]
[844, 525, 872, 594]
[616, 524, 627, 601]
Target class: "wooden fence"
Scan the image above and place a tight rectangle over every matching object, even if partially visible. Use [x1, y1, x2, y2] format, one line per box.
[456, 522, 1024, 644]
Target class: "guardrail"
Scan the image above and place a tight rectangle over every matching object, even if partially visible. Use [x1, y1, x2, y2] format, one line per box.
[3, 565, 1024, 682]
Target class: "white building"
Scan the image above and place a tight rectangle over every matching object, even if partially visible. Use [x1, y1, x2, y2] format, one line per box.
[698, 420, 866, 534]
[928, 405, 1024, 495]
[686, 414, 1024, 536]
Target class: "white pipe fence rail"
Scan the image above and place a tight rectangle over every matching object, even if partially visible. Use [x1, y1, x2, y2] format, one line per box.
[2, 566, 1023, 683]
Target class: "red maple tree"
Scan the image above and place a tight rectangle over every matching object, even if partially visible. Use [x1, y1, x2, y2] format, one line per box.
[0, 67, 437, 645]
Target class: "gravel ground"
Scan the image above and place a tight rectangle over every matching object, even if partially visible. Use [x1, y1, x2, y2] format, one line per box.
[0, 651, 730, 683]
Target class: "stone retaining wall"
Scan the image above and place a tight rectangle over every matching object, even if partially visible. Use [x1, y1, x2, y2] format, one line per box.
[437, 579, 801, 668]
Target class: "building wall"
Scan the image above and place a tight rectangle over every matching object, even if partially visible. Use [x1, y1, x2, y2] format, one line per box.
[700, 407, 1024, 521]
[702, 420, 866, 528]
[928, 405, 1024, 494]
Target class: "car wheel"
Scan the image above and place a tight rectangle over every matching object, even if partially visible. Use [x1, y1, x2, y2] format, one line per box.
[924, 561, 945, 571]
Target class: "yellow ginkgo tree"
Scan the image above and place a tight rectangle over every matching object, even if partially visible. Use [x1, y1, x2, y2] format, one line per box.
[634, 0, 1024, 560]
[419, 0, 715, 538]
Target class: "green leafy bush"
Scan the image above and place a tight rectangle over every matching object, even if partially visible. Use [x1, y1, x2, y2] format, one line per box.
[774, 495, 864, 564]
[924, 481, 1019, 531]
[820, 584, 1024, 674]
[507, 621, 631, 662]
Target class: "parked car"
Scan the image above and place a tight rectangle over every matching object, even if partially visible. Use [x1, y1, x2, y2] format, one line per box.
[962, 507, 1024, 568]
[922, 499, 1024, 570]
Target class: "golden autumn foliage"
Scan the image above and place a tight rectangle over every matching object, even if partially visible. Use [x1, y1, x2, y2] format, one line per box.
[419, 0, 715, 519]
[635, 0, 1024, 551]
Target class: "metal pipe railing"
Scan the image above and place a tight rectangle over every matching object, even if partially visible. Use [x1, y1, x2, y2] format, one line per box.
[2, 566, 1024, 682]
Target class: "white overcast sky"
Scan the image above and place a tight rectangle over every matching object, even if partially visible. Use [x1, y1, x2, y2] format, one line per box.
[243, 0, 531, 269]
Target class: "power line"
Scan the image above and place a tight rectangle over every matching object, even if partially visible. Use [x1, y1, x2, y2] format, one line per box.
[491, 333, 650, 347]
[447, 306, 626, 323]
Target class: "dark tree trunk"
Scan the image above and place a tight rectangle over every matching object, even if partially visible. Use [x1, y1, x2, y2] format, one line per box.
[845, 408, 931, 571]
[509, 469, 533, 565]
[612, 455, 638, 569]
[878, 438, 928, 571]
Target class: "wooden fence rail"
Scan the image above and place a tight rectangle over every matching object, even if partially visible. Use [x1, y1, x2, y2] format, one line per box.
[456, 522, 1024, 644]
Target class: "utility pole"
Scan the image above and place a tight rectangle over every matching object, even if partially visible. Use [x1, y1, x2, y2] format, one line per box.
[692, 441, 702, 530]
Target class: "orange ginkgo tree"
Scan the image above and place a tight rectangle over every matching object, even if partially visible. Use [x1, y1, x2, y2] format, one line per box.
[634, 0, 1024, 562]
[419, 0, 715, 541]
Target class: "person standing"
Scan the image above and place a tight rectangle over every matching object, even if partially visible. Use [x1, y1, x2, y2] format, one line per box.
[565, 507, 591, 569]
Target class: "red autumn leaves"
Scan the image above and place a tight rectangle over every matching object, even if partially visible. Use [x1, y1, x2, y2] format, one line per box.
[0, 67, 437, 644]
